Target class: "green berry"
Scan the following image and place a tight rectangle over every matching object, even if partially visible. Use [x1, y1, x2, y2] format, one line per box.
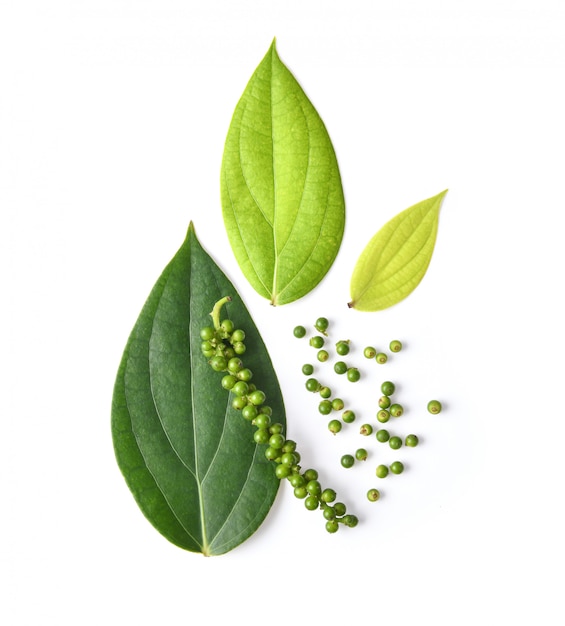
[325, 520, 339, 534]
[363, 346, 377, 359]
[253, 428, 270, 445]
[265, 446, 279, 461]
[335, 340, 350, 356]
[319, 400, 333, 415]
[236, 368, 253, 382]
[405, 434, 419, 447]
[328, 419, 342, 434]
[319, 385, 332, 399]
[389, 436, 402, 450]
[389, 340, 402, 352]
[355, 448, 368, 461]
[343, 514, 358, 528]
[331, 398, 345, 411]
[249, 389, 266, 406]
[340, 454, 355, 468]
[275, 464, 291, 479]
[317, 349, 329, 362]
[346, 367, 361, 382]
[360, 423, 373, 436]
[427, 399, 443, 414]
[303, 468, 318, 482]
[209, 355, 227, 372]
[310, 335, 325, 349]
[231, 329, 245, 343]
[221, 374, 237, 390]
[289, 474, 305, 488]
[305, 377, 320, 392]
[231, 395, 248, 411]
[334, 502, 347, 516]
[323, 505, 336, 520]
[334, 360, 348, 375]
[268, 433, 285, 449]
[233, 341, 246, 355]
[377, 409, 390, 423]
[200, 326, 216, 341]
[314, 317, 330, 335]
[254, 413, 271, 430]
[378, 395, 391, 409]
[220, 319, 235, 335]
[293, 325, 306, 338]
[306, 480, 322, 496]
[367, 488, 380, 502]
[381, 380, 396, 396]
[390, 403, 404, 417]
[375, 352, 388, 364]
[294, 486, 307, 499]
[376, 429, 390, 443]
[280, 452, 297, 466]
[282, 440, 297, 453]
[241, 404, 258, 421]
[390, 461, 405, 474]
[269, 422, 283, 434]
[376, 464, 389, 478]
[227, 357, 243, 373]
[304, 495, 319, 510]
[302, 363, 314, 376]
[321, 488, 337, 503]
[342, 410, 356, 424]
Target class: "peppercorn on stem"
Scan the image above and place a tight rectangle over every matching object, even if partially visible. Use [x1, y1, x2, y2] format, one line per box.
[210, 296, 232, 331]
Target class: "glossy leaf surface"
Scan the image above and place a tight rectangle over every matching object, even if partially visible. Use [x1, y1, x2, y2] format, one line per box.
[221, 40, 345, 306]
[349, 190, 448, 311]
[111, 224, 285, 556]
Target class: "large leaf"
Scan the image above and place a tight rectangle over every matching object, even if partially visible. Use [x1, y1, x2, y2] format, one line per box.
[349, 190, 448, 311]
[111, 223, 285, 556]
[221, 39, 345, 306]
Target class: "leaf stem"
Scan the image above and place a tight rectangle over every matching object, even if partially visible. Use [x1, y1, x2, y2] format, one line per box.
[210, 296, 232, 330]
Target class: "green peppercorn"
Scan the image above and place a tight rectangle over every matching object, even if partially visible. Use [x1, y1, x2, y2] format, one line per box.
[314, 317, 330, 335]
[340, 454, 355, 468]
[227, 357, 243, 373]
[376, 464, 389, 478]
[231, 329, 245, 344]
[323, 505, 336, 520]
[390, 461, 405, 475]
[343, 515, 358, 528]
[200, 326, 216, 341]
[304, 495, 319, 510]
[320, 488, 337, 503]
[302, 363, 314, 376]
[427, 399, 443, 414]
[381, 380, 396, 396]
[231, 396, 248, 411]
[310, 335, 325, 349]
[364, 346, 377, 359]
[376, 429, 390, 443]
[328, 419, 342, 434]
[405, 434, 419, 447]
[367, 488, 380, 502]
[236, 368, 253, 382]
[318, 400, 333, 415]
[390, 403, 404, 417]
[319, 385, 332, 399]
[303, 468, 318, 482]
[293, 325, 306, 338]
[389, 436, 402, 450]
[221, 374, 237, 390]
[220, 319, 235, 336]
[389, 340, 402, 352]
[269, 422, 283, 434]
[334, 360, 348, 375]
[331, 398, 345, 411]
[335, 340, 350, 356]
[355, 448, 368, 461]
[209, 355, 227, 372]
[249, 389, 266, 406]
[241, 404, 258, 421]
[333, 502, 347, 516]
[254, 413, 271, 430]
[275, 464, 291, 479]
[233, 341, 246, 355]
[294, 485, 307, 499]
[265, 446, 279, 461]
[325, 520, 339, 534]
[289, 474, 305, 488]
[342, 409, 356, 424]
[378, 395, 391, 409]
[375, 352, 388, 364]
[305, 377, 320, 392]
[346, 367, 361, 382]
[377, 409, 390, 423]
[268, 433, 285, 449]
[360, 423, 373, 436]
[317, 349, 330, 362]
[253, 428, 270, 445]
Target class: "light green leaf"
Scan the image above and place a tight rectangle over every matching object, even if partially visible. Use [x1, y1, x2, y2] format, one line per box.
[221, 39, 345, 306]
[349, 190, 448, 311]
[111, 223, 285, 556]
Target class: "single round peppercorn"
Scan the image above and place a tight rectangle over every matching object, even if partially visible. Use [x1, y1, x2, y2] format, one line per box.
[390, 403, 404, 417]
[340, 454, 355, 468]
[355, 448, 368, 461]
[280, 452, 297, 466]
[427, 399, 443, 414]
[302, 363, 314, 376]
[303, 468, 318, 482]
[378, 395, 391, 409]
[381, 381, 396, 396]
[323, 505, 336, 520]
[405, 434, 419, 447]
[253, 428, 270, 445]
[210, 355, 228, 372]
[200, 326, 216, 341]
[282, 440, 297, 453]
[376, 464, 389, 478]
[319, 385, 332, 399]
[377, 409, 390, 423]
[319, 400, 333, 415]
[310, 335, 325, 349]
[334, 502, 347, 516]
[321, 488, 337, 503]
[314, 317, 330, 335]
[389, 340, 402, 352]
[376, 428, 390, 443]
[367, 488, 381, 502]
[264, 446, 279, 461]
[275, 464, 291, 479]
[360, 423, 373, 436]
[231, 329, 245, 343]
[269, 422, 284, 434]
[241, 404, 258, 421]
[304, 495, 319, 510]
[268, 433, 285, 449]
[254, 413, 271, 430]
[294, 485, 307, 499]
[232, 381, 249, 397]
[389, 436, 402, 450]
[305, 377, 320, 392]
[293, 325, 306, 338]
[317, 349, 330, 362]
[289, 474, 305, 488]
[364, 346, 377, 359]
[343, 515, 358, 528]
[328, 419, 342, 434]
[306, 480, 322, 496]
[331, 398, 345, 411]
[390, 461, 405, 474]
[342, 409, 356, 424]
[236, 367, 253, 382]
[221, 374, 237, 390]
[375, 352, 388, 364]
[233, 341, 246, 355]
[334, 361, 348, 375]
[347, 367, 361, 382]
[231, 396, 248, 411]
[220, 319, 235, 336]
[325, 520, 339, 534]
[249, 389, 266, 406]
[335, 340, 350, 356]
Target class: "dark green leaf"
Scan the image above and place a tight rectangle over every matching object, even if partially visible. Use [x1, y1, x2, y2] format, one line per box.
[221, 39, 345, 305]
[111, 224, 285, 556]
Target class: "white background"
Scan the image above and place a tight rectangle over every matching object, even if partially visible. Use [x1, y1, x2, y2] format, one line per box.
[2, 1, 564, 624]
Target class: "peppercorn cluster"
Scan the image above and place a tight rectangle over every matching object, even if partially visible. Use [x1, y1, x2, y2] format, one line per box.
[200, 298, 359, 534]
